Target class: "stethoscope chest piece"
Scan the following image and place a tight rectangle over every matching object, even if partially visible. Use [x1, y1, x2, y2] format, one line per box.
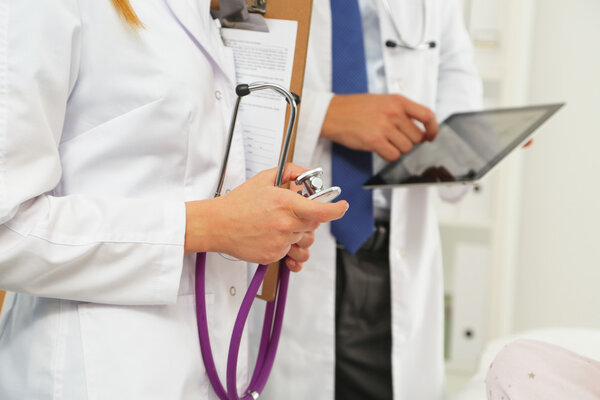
[295, 168, 341, 203]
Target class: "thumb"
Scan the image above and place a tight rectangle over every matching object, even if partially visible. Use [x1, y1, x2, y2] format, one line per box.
[293, 196, 349, 223]
[279, 163, 310, 186]
[256, 163, 309, 186]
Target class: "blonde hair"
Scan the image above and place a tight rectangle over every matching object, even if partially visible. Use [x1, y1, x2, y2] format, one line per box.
[111, 0, 143, 28]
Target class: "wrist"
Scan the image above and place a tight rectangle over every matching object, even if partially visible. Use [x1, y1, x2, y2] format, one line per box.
[184, 199, 220, 255]
[321, 95, 341, 141]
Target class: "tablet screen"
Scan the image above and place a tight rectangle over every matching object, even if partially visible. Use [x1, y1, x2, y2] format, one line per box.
[364, 104, 564, 188]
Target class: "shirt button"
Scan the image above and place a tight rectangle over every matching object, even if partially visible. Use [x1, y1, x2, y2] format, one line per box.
[229, 286, 237, 296]
[215, 90, 223, 100]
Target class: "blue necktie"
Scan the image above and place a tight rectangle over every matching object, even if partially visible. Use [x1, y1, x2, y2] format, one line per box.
[330, 0, 374, 254]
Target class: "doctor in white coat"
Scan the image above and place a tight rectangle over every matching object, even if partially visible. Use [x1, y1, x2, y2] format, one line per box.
[0, 1, 347, 399]
[262, 0, 482, 399]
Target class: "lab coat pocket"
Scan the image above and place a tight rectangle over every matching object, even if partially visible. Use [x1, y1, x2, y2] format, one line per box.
[78, 293, 213, 400]
[58, 96, 191, 199]
[60, 98, 165, 146]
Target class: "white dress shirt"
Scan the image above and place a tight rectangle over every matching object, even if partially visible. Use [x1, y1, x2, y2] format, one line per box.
[359, 0, 392, 218]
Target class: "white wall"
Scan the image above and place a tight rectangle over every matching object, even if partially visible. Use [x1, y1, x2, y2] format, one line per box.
[514, 0, 600, 331]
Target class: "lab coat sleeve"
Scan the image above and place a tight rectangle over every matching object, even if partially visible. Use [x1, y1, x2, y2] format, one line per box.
[435, 0, 483, 202]
[293, 88, 334, 167]
[0, 0, 185, 305]
[294, 0, 334, 168]
[435, 0, 483, 123]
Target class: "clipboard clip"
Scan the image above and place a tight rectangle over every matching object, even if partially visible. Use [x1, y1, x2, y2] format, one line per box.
[248, 0, 267, 14]
[212, 0, 269, 32]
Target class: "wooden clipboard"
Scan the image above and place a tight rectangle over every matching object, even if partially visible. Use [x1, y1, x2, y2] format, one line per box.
[211, 0, 314, 302]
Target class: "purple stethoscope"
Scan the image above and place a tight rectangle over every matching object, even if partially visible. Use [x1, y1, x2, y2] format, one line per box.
[195, 82, 341, 400]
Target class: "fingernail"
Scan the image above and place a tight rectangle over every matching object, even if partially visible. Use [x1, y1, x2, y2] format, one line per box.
[287, 259, 296, 267]
[345, 202, 350, 211]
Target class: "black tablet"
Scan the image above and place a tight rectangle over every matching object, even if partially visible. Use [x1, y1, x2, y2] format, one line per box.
[363, 103, 564, 188]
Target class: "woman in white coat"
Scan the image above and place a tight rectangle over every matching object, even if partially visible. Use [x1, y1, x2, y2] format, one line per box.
[261, 0, 482, 399]
[0, 1, 347, 398]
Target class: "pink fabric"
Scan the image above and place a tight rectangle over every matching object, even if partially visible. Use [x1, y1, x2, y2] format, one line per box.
[486, 339, 600, 400]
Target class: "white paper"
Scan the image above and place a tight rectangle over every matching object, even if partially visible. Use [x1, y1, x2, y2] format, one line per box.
[221, 19, 298, 179]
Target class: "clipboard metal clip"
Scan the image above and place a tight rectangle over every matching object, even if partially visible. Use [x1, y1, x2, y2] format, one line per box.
[212, 0, 269, 32]
[248, 0, 267, 14]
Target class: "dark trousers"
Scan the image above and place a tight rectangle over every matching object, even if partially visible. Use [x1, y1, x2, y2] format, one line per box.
[335, 222, 393, 400]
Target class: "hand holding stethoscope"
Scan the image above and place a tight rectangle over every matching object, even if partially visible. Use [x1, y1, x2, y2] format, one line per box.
[202, 164, 346, 269]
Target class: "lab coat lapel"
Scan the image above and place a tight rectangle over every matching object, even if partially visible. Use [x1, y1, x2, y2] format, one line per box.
[163, 0, 235, 83]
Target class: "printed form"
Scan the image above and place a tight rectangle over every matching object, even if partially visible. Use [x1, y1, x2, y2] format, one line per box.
[221, 19, 298, 179]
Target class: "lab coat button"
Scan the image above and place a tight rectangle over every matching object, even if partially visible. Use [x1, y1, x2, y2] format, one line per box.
[215, 90, 223, 100]
[229, 286, 236, 296]
[392, 79, 406, 92]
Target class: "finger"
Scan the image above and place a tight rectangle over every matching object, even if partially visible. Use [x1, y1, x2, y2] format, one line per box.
[294, 231, 315, 249]
[279, 163, 310, 185]
[287, 244, 310, 264]
[393, 117, 425, 144]
[295, 219, 319, 232]
[375, 139, 402, 162]
[289, 180, 304, 193]
[386, 127, 414, 155]
[254, 163, 308, 186]
[292, 197, 349, 223]
[400, 97, 439, 139]
[288, 231, 304, 245]
[425, 130, 439, 142]
[285, 257, 303, 272]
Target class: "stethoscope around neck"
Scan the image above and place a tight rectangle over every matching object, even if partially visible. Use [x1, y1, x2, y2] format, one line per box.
[196, 82, 340, 400]
[380, 0, 437, 50]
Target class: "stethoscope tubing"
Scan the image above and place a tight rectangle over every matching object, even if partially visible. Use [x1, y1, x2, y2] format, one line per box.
[380, 0, 435, 50]
[196, 254, 290, 400]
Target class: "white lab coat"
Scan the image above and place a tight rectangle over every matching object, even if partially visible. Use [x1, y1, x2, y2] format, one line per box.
[261, 1, 483, 399]
[0, 0, 250, 399]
